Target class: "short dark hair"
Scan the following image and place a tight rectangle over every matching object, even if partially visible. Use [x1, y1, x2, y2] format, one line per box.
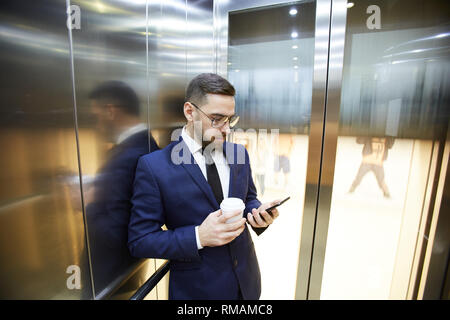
[89, 81, 140, 116]
[185, 73, 235, 105]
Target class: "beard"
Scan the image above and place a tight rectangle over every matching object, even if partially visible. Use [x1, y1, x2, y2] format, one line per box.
[201, 129, 227, 151]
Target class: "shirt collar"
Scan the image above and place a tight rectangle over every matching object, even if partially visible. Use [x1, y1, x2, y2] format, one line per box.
[181, 126, 203, 155]
[116, 123, 147, 144]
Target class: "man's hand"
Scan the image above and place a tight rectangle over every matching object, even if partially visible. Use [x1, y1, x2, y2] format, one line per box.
[247, 199, 281, 229]
[198, 209, 246, 247]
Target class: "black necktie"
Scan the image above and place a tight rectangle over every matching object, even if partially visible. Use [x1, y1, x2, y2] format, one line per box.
[203, 149, 224, 206]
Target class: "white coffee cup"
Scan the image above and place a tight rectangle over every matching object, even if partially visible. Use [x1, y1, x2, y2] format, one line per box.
[220, 197, 245, 224]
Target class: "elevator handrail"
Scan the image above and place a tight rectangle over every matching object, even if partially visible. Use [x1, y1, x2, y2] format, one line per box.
[129, 261, 170, 300]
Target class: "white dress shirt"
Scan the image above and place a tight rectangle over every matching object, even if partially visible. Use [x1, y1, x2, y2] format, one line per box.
[181, 126, 230, 250]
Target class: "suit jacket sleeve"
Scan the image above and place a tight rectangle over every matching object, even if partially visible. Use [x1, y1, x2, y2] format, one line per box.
[128, 156, 201, 261]
[243, 148, 267, 236]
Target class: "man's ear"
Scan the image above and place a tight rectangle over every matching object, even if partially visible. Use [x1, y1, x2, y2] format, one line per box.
[183, 102, 194, 122]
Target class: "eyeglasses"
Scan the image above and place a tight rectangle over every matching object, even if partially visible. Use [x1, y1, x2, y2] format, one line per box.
[189, 101, 240, 129]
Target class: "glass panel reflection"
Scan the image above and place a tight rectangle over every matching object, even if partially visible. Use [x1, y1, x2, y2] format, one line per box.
[228, 1, 316, 299]
[321, 0, 449, 299]
[0, 0, 92, 299]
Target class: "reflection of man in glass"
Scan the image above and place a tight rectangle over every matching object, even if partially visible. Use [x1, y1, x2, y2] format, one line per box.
[348, 136, 394, 198]
[86, 81, 159, 296]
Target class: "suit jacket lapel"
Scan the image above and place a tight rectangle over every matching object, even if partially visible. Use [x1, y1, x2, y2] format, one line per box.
[176, 138, 218, 208]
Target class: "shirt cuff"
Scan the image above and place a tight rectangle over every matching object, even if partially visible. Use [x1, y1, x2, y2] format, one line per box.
[195, 226, 203, 250]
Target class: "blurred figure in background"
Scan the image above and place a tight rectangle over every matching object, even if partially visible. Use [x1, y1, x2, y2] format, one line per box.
[273, 135, 293, 189]
[348, 136, 395, 198]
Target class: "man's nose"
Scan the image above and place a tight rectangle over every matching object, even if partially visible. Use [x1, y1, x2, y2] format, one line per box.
[220, 121, 231, 135]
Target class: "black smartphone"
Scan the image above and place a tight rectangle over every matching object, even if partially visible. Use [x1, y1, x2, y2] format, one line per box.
[265, 196, 290, 215]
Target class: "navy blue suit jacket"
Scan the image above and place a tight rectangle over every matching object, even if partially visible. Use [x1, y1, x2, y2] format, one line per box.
[128, 137, 264, 299]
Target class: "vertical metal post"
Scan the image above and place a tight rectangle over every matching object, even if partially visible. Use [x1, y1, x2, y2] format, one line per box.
[306, 0, 347, 299]
[65, 0, 96, 299]
[294, 0, 333, 300]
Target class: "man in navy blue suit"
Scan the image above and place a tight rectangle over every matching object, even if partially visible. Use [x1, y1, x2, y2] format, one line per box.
[128, 73, 280, 300]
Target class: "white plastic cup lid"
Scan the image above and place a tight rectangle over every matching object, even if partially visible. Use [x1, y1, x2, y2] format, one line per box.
[220, 197, 245, 212]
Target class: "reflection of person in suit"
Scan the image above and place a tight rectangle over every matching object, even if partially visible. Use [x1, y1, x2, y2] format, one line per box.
[348, 136, 394, 198]
[86, 81, 159, 296]
[128, 73, 281, 300]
